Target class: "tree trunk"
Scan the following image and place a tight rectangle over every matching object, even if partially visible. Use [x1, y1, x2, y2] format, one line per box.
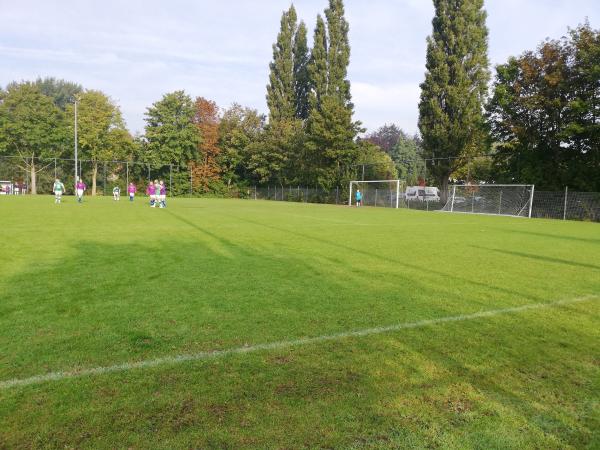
[92, 162, 98, 196]
[30, 154, 37, 195]
[440, 176, 449, 204]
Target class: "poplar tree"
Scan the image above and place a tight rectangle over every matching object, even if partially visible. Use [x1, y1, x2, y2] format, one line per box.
[418, 0, 490, 199]
[293, 21, 310, 120]
[306, 1, 360, 188]
[266, 6, 298, 123]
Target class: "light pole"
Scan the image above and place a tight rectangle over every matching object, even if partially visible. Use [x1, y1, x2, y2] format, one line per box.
[74, 98, 78, 187]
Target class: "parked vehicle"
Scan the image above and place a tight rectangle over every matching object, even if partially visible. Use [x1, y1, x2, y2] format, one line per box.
[405, 186, 440, 202]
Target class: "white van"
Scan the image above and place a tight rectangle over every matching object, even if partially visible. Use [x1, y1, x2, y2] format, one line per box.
[405, 186, 440, 202]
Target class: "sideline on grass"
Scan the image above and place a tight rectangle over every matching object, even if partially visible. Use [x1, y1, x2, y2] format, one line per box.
[1, 295, 597, 390]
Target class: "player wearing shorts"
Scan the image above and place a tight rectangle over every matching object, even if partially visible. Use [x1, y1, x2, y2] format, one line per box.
[355, 189, 362, 207]
[147, 181, 156, 207]
[113, 185, 121, 201]
[159, 180, 166, 208]
[53, 179, 65, 204]
[76, 179, 86, 203]
[128, 183, 136, 202]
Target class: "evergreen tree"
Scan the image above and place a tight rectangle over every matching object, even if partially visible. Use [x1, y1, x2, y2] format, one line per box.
[266, 6, 298, 123]
[418, 0, 490, 199]
[308, 15, 328, 112]
[324, 0, 351, 103]
[293, 21, 310, 120]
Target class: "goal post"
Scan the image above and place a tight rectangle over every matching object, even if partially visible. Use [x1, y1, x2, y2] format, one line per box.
[441, 184, 535, 218]
[349, 180, 402, 208]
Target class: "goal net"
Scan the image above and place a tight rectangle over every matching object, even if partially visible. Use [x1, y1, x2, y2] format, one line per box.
[349, 180, 403, 208]
[442, 184, 535, 218]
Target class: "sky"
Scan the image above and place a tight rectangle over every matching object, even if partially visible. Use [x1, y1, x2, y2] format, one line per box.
[0, 0, 598, 135]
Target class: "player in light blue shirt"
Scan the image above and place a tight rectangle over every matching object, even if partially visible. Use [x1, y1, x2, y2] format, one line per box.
[355, 189, 362, 207]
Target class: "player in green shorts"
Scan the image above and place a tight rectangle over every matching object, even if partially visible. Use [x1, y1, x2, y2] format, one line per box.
[53, 179, 65, 204]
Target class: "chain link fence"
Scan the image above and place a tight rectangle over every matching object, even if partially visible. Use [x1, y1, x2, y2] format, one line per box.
[2, 156, 598, 222]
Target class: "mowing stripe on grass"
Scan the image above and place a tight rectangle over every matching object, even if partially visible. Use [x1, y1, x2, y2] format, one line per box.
[1, 294, 597, 390]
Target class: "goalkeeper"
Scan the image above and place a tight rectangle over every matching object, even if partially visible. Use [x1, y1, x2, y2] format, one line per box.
[53, 178, 65, 204]
[355, 189, 362, 207]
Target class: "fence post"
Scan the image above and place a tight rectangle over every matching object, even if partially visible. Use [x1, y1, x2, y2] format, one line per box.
[375, 188, 378, 207]
[103, 161, 107, 195]
[499, 190, 503, 215]
[126, 162, 129, 187]
[563, 186, 568, 221]
[54, 158, 57, 179]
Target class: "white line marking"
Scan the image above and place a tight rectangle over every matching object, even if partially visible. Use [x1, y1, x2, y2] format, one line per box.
[1, 295, 597, 390]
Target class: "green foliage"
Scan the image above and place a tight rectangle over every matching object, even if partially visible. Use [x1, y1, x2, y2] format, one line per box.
[355, 140, 398, 180]
[32, 77, 82, 111]
[306, 1, 361, 189]
[218, 104, 265, 187]
[0, 83, 65, 159]
[266, 6, 298, 123]
[488, 23, 600, 191]
[293, 21, 310, 121]
[418, 0, 490, 194]
[144, 91, 199, 168]
[391, 133, 426, 185]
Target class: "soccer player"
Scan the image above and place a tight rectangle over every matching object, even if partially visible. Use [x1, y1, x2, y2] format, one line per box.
[76, 178, 86, 203]
[112, 185, 121, 201]
[355, 189, 362, 207]
[127, 183, 137, 202]
[53, 178, 65, 204]
[158, 180, 166, 208]
[147, 181, 156, 207]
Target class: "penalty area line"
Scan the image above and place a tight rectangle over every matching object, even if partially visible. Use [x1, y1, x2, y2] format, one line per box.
[1, 294, 598, 390]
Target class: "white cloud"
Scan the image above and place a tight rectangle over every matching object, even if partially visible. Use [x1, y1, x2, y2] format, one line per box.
[0, 0, 598, 134]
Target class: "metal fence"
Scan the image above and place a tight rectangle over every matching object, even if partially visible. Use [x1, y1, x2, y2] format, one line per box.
[245, 185, 599, 222]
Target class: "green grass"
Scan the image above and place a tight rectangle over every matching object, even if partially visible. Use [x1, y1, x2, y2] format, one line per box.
[0, 195, 598, 449]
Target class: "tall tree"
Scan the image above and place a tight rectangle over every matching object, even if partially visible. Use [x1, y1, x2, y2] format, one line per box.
[418, 0, 490, 200]
[69, 90, 130, 195]
[144, 91, 199, 169]
[306, 1, 361, 189]
[0, 83, 64, 194]
[487, 23, 600, 190]
[192, 97, 221, 192]
[266, 6, 298, 123]
[293, 21, 310, 120]
[218, 104, 265, 188]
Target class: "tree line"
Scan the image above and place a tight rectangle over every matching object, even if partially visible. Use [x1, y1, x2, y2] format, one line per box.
[0, 0, 598, 196]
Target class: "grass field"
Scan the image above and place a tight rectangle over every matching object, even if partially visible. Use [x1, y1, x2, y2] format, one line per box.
[0, 195, 598, 449]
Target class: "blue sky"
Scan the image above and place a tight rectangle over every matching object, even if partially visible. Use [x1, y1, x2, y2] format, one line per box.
[1, 0, 597, 135]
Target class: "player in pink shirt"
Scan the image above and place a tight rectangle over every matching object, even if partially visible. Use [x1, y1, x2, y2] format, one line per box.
[128, 183, 137, 202]
[75, 179, 86, 203]
[147, 181, 156, 207]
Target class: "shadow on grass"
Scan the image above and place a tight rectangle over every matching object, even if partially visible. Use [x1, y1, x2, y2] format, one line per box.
[219, 212, 548, 305]
[471, 246, 600, 271]
[491, 228, 600, 245]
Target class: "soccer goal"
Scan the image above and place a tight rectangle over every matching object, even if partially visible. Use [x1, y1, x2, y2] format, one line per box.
[442, 184, 535, 218]
[349, 180, 403, 208]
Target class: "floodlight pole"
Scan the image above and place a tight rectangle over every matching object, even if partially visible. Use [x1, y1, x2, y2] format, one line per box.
[74, 99, 78, 186]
